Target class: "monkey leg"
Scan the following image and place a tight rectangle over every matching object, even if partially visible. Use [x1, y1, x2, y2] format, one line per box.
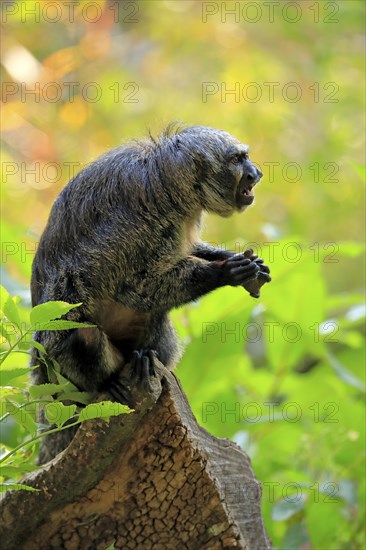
[32, 326, 125, 393]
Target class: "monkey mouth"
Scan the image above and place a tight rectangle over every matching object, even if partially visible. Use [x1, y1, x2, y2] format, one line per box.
[243, 185, 254, 199]
[236, 184, 255, 209]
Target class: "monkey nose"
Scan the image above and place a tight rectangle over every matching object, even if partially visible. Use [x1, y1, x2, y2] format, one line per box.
[245, 166, 261, 185]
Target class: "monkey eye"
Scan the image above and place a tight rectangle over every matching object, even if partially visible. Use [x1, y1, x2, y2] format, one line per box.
[231, 155, 241, 164]
[230, 152, 247, 164]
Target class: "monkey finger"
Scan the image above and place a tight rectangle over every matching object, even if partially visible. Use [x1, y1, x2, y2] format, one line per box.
[230, 265, 259, 283]
[228, 257, 251, 267]
[258, 272, 272, 282]
[108, 379, 133, 407]
[258, 264, 270, 273]
[253, 257, 264, 265]
[140, 354, 150, 383]
[147, 350, 158, 376]
[230, 269, 259, 283]
[230, 262, 259, 275]
[130, 349, 156, 383]
[129, 349, 140, 370]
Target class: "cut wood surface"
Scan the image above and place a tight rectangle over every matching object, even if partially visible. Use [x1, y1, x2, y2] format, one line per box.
[0, 363, 271, 549]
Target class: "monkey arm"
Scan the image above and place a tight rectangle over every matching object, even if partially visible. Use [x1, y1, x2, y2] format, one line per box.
[191, 242, 235, 261]
[136, 255, 261, 311]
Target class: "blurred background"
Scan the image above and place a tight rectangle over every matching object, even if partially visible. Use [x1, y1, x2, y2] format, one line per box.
[1, 1, 365, 547]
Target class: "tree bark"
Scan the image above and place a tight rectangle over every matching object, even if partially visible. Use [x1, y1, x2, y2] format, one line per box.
[0, 363, 271, 549]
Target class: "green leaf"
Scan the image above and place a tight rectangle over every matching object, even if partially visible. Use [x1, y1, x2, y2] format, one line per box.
[28, 340, 47, 354]
[0, 483, 39, 493]
[272, 494, 306, 521]
[29, 383, 67, 398]
[0, 368, 30, 386]
[0, 386, 22, 398]
[338, 330, 364, 349]
[6, 399, 38, 435]
[327, 352, 366, 392]
[0, 286, 21, 330]
[283, 522, 310, 549]
[338, 479, 357, 506]
[0, 322, 12, 344]
[336, 242, 365, 257]
[29, 301, 82, 326]
[52, 369, 77, 389]
[350, 162, 366, 182]
[327, 293, 366, 310]
[45, 402, 77, 428]
[79, 401, 132, 423]
[1, 464, 38, 477]
[34, 320, 95, 331]
[60, 391, 91, 404]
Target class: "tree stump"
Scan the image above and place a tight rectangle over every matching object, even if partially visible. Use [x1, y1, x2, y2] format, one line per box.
[0, 363, 271, 549]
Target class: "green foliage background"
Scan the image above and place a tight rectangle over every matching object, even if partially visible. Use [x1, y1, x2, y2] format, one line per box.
[1, 1, 365, 548]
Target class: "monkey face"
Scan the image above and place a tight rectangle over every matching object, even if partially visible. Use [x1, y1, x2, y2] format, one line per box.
[169, 126, 262, 217]
[208, 138, 263, 217]
[230, 150, 263, 213]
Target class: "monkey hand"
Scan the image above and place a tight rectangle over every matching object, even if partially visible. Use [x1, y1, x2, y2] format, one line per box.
[241, 248, 271, 298]
[221, 253, 262, 287]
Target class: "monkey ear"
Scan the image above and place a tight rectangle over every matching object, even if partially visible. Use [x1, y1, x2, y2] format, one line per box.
[173, 136, 181, 151]
[168, 141, 187, 171]
[171, 137, 184, 160]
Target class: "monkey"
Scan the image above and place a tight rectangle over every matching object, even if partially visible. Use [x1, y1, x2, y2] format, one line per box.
[30, 124, 271, 461]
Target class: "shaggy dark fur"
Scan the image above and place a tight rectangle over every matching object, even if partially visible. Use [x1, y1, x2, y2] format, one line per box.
[31, 124, 270, 460]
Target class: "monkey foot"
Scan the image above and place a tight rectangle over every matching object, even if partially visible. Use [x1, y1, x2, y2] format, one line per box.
[107, 349, 158, 407]
[130, 349, 157, 381]
[107, 377, 134, 406]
